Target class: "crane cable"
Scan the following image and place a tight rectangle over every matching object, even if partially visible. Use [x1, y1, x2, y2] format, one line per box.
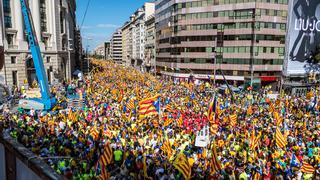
[80, 0, 92, 31]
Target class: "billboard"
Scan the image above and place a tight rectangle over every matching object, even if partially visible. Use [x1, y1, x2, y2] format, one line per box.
[284, 0, 320, 76]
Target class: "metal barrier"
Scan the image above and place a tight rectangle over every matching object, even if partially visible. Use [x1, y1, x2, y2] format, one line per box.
[0, 122, 66, 180]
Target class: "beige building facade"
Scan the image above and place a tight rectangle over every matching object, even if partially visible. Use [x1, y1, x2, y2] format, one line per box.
[121, 2, 155, 71]
[0, 0, 77, 87]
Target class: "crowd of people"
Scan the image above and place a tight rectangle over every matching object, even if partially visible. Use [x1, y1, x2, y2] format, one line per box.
[1, 59, 319, 179]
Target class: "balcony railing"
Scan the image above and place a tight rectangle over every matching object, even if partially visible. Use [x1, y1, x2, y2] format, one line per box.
[45, 46, 53, 51]
[8, 44, 18, 49]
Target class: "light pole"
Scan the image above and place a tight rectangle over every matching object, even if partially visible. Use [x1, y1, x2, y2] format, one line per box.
[67, 38, 73, 80]
[213, 51, 217, 90]
[84, 37, 92, 73]
[249, 9, 256, 93]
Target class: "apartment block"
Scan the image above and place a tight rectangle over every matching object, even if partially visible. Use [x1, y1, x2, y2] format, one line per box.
[145, 14, 156, 73]
[121, 2, 155, 71]
[110, 29, 122, 63]
[155, 0, 288, 86]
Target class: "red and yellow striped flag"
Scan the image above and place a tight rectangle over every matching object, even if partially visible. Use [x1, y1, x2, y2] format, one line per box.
[153, 119, 159, 128]
[177, 115, 183, 127]
[275, 127, 287, 149]
[161, 140, 173, 158]
[269, 103, 275, 113]
[99, 142, 113, 166]
[211, 140, 222, 175]
[164, 118, 173, 127]
[229, 114, 237, 127]
[173, 153, 191, 180]
[126, 99, 135, 111]
[301, 162, 315, 174]
[166, 104, 173, 112]
[210, 123, 219, 135]
[138, 95, 160, 119]
[274, 112, 283, 126]
[249, 130, 261, 150]
[143, 155, 149, 178]
[90, 126, 100, 140]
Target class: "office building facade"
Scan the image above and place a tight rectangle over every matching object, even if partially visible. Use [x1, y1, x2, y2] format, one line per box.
[155, 0, 288, 86]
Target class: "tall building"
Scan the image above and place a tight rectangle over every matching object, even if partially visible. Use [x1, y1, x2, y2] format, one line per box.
[121, 2, 155, 71]
[94, 43, 105, 57]
[110, 29, 122, 63]
[104, 42, 110, 60]
[74, 28, 84, 71]
[155, 0, 288, 86]
[0, 0, 78, 87]
[144, 14, 156, 73]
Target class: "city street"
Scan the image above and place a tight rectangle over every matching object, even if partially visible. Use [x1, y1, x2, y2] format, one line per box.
[0, 0, 319, 179]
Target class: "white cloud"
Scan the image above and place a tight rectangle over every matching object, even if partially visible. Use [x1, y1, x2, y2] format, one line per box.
[81, 25, 93, 29]
[96, 24, 120, 28]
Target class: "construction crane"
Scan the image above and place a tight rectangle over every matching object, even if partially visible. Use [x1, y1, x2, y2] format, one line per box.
[18, 0, 56, 110]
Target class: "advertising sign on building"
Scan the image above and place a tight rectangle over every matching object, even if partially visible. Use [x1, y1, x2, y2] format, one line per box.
[284, 0, 320, 76]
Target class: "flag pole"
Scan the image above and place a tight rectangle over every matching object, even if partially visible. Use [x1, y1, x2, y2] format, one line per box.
[213, 51, 217, 93]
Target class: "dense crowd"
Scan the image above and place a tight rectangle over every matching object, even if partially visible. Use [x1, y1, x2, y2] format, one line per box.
[1, 60, 319, 179]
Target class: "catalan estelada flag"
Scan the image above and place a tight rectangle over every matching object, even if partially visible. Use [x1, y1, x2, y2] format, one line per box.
[99, 142, 113, 166]
[177, 115, 183, 127]
[208, 96, 217, 123]
[166, 104, 173, 112]
[249, 130, 261, 150]
[126, 98, 135, 111]
[95, 159, 110, 180]
[275, 127, 287, 149]
[163, 118, 173, 127]
[229, 114, 237, 127]
[173, 153, 191, 180]
[138, 95, 160, 119]
[301, 162, 315, 174]
[90, 126, 100, 140]
[161, 140, 173, 158]
[211, 140, 222, 175]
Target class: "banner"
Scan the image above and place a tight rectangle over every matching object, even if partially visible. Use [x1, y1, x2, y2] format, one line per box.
[284, 0, 320, 75]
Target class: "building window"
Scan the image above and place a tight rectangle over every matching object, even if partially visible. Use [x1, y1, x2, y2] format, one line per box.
[6, 34, 14, 46]
[3, 0, 12, 28]
[46, 56, 51, 63]
[4, 16, 12, 28]
[40, 0, 47, 32]
[12, 71, 18, 86]
[11, 56, 16, 64]
[3, 0, 10, 13]
[60, 11, 65, 33]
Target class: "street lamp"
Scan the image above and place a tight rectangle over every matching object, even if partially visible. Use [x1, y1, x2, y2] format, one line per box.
[249, 9, 256, 93]
[213, 51, 217, 90]
[84, 37, 92, 73]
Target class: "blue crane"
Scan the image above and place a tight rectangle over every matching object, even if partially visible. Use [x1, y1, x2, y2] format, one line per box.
[18, 0, 56, 110]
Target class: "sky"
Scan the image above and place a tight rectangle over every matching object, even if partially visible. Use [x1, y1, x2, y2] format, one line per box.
[76, 0, 150, 51]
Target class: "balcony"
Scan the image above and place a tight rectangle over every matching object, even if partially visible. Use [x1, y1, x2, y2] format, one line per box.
[8, 44, 18, 49]
[45, 46, 53, 51]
